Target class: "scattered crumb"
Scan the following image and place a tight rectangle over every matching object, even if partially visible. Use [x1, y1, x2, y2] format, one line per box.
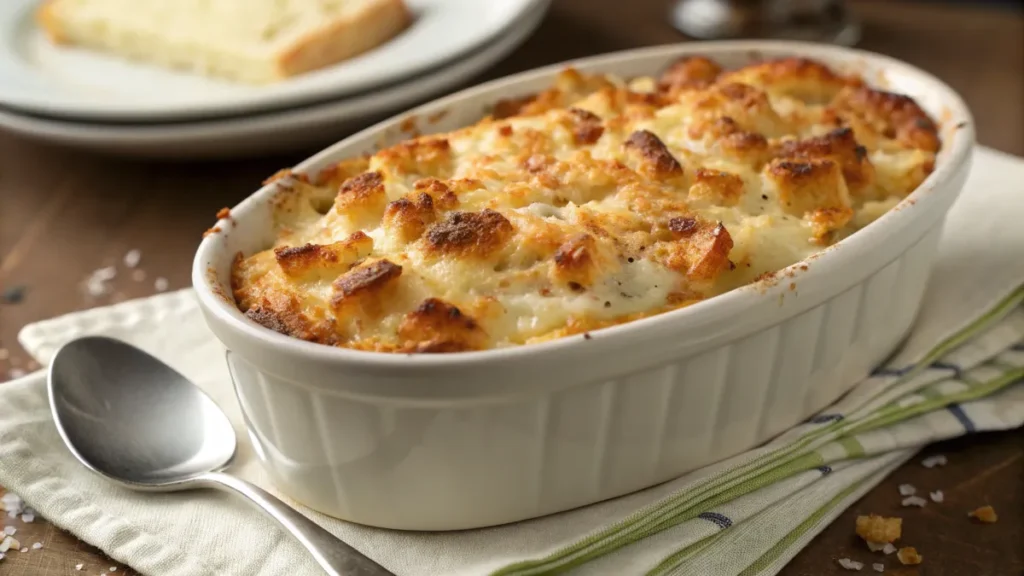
[31, 542, 41, 550]
[203, 226, 221, 238]
[75, 564, 84, 571]
[154, 277, 169, 292]
[19, 547, 27, 553]
[872, 563, 884, 573]
[0, 536, 15, 553]
[856, 514, 902, 545]
[898, 483, 916, 496]
[0, 553, 4, 561]
[922, 454, 947, 468]
[968, 505, 998, 523]
[124, 249, 142, 268]
[131, 269, 147, 282]
[897, 546, 923, 565]
[83, 266, 117, 297]
[837, 558, 864, 570]
[110, 567, 117, 572]
[930, 490, 944, 503]
[901, 496, 927, 507]
[216, 207, 231, 220]
[882, 543, 897, 555]
[20, 513, 34, 523]
[866, 540, 887, 552]
[2, 526, 14, 536]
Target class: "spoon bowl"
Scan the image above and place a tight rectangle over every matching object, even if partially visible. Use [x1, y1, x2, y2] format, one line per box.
[47, 336, 394, 576]
[48, 336, 236, 489]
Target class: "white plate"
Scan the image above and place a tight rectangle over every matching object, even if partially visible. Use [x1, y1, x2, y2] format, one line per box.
[0, 0, 545, 122]
[0, 2, 549, 158]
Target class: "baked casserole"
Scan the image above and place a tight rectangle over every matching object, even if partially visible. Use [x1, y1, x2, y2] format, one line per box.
[232, 56, 940, 353]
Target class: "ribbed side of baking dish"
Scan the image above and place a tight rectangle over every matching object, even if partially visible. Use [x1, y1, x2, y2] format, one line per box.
[195, 41, 974, 530]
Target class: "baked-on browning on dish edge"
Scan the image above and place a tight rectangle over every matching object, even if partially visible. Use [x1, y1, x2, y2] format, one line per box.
[232, 56, 939, 353]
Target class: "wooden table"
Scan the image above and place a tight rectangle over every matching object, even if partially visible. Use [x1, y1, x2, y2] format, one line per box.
[1, 1, 1022, 574]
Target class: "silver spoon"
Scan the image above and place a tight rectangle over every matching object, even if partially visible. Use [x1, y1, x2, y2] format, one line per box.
[47, 336, 394, 576]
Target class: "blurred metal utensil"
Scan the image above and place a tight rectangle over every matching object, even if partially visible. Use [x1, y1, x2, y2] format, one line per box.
[670, 0, 861, 46]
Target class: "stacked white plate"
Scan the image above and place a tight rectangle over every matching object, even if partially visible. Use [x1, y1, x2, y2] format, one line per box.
[0, 0, 550, 158]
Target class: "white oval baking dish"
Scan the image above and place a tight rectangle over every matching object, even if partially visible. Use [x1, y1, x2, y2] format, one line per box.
[192, 41, 974, 530]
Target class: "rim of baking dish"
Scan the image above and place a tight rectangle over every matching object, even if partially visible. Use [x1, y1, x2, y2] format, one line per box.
[192, 40, 975, 372]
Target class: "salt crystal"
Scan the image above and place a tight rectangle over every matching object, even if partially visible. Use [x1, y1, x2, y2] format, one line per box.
[883, 543, 897, 555]
[898, 483, 916, 496]
[19, 548, 27, 553]
[872, 563, 884, 572]
[3, 526, 14, 535]
[922, 454, 947, 468]
[154, 277, 169, 292]
[110, 567, 117, 572]
[31, 542, 41, 550]
[930, 490, 944, 503]
[866, 541, 887, 552]
[902, 495, 927, 507]
[21, 513, 34, 523]
[95, 266, 117, 281]
[75, 564, 84, 571]
[124, 249, 142, 268]
[838, 558, 864, 570]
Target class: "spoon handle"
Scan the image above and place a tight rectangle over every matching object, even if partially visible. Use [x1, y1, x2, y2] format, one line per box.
[199, 472, 395, 576]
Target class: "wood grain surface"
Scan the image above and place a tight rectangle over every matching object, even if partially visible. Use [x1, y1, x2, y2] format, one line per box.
[1, 1, 1022, 574]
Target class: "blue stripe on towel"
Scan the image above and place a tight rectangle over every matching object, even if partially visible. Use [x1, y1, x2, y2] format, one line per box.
[1011, 342, 1024, 351]
[946, 403, 976, 432]
[808, 414, 844, 424]
[698, 512, 733, 530]
[931, 361, 964, 379]
[817, 465, 833, 475]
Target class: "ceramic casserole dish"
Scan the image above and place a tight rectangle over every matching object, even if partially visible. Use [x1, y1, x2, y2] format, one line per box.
[193, 41, 974, 530]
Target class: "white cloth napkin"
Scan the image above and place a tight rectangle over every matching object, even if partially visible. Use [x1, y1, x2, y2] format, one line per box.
[1, 146, 1023, 576]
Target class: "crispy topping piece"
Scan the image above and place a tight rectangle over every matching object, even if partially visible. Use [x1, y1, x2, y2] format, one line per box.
[383, 193, 437, 243]
[398, 298, 488, 352]
[896, 547, 923, 565]
[775, 127, 875, 194]
[553, 233, 601, 288]
[330, 259, 403, 315]
[274, 232, 373, 278]
[688, 168, 745, 207]
[856, 514, 902, 545]
[830, 86, 940, 152]
[566, 107, 605, 145]
[424, 209, 514, 258]
[624, 130, 684, 179]
[658, 55, 723, 91]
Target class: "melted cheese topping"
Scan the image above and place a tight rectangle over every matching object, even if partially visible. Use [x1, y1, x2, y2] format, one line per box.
[232, 56, 939, 353]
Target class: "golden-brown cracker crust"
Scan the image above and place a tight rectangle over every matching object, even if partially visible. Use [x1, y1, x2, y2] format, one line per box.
[658, 56, 723, 91]
[831, 86, 941, 152]
[720, 57, 861, 101]
[553, 233, 601, 288]
[413, 177, 461, 210]
[376, 136, 453, 178]
[655, 220, 734, 282]
[330, 258, 403, 315]
[775, 127, 875, 194]
[624, 130, 684, 179]
[314, 156, 373, 188]
[398, 298, 488, 352]
[424, 209, 514, 258]
[688, 168, 745, 207]
[335, 170, 387, 224]
[274, 232, 373, 277]
[566, 107, 605, 145]
[382, 192, 437, 243]
[276, 0, 411, 80]
[765, 158, 853, 238]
